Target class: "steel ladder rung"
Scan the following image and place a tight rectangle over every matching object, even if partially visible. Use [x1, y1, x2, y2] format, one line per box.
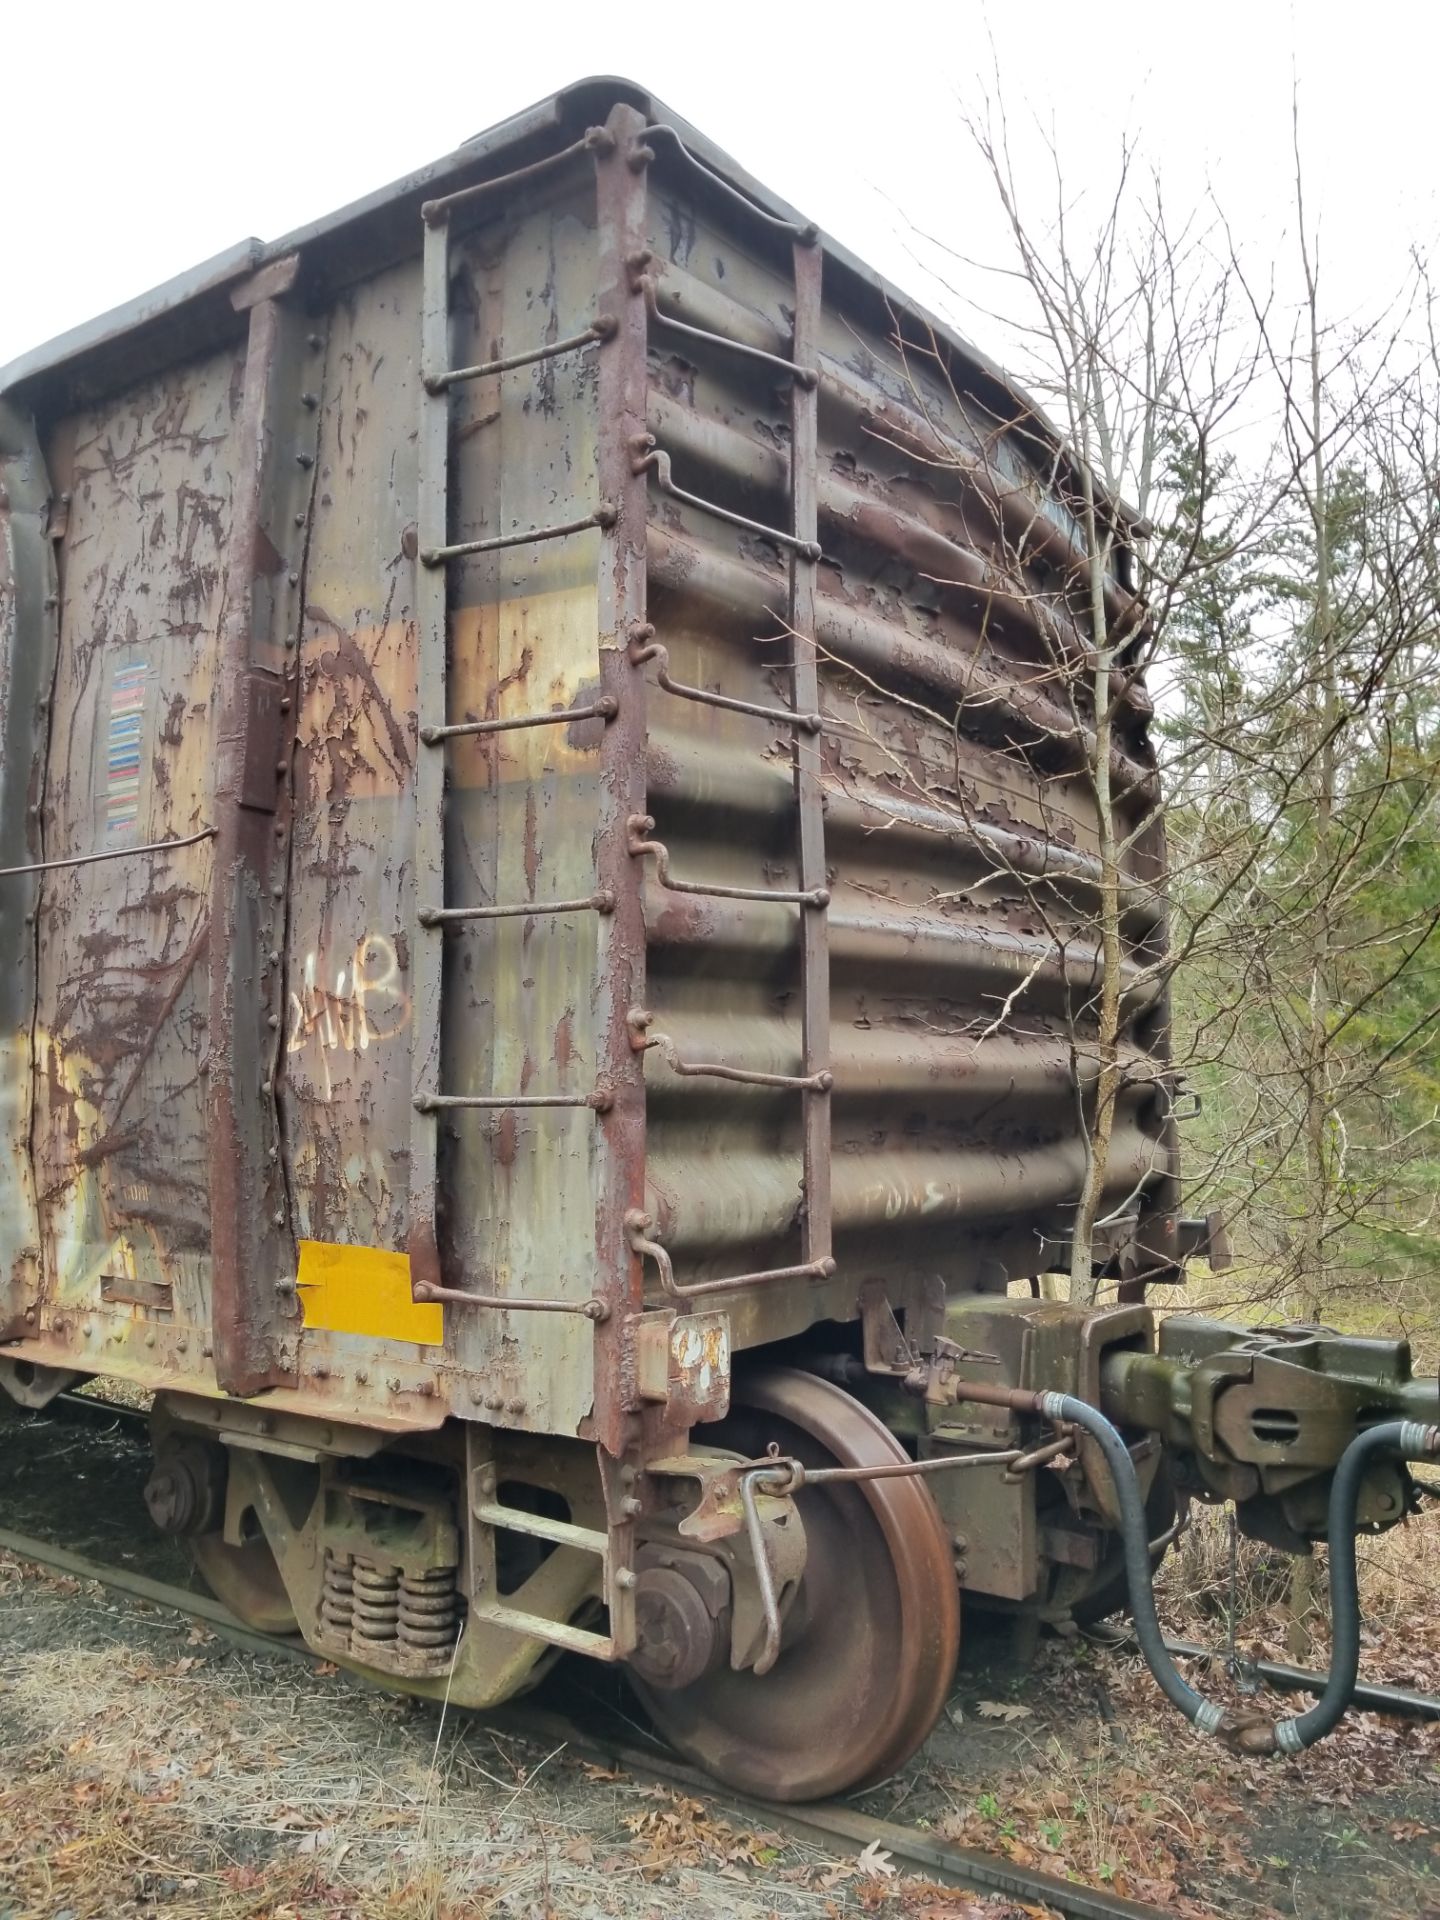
[630, 634, 821, 733]
[472, 1499, 617, 1657]
[475, 1503, 609, 1556]
[647, 1052, 829, 1093]
[414, 1088, 611, 1112]
[422, 506, 616, 568]
[419, 890, 614, 926]
[627, 815, 827, 907]
[425, 318, 616, 393]
[420, 695, 617, 744]
[628, 1011, 831, 1093]
[421, 126, 616, 228]
[414, 1280, 608, 1319]
[472, 1603, 616, 1659]
[641, 280, 816, 387]
[627, 1214, 836, 1300]
[641, 124, 819, 245]
[632, 444, 820, 561]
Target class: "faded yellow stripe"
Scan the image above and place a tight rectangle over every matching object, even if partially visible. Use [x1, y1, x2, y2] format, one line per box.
[296, 1239, 443, 1346]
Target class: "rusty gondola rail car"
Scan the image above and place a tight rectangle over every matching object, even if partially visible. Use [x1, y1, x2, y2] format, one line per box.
[3, 77, 1437, 1800]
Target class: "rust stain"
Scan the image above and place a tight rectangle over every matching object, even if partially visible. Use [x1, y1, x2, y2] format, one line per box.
[553, 1009, 575, 1072]
[522, 786, 539, 896]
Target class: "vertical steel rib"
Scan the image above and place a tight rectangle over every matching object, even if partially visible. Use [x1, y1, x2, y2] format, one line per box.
[590, 104, 653, 1473]
[0, 403, 58, 1342]
[408, 217, 451, 1299]
[207, 296, 282, 1394]
[206, 283, 319, 1398]
[789, 240, 832, 1267]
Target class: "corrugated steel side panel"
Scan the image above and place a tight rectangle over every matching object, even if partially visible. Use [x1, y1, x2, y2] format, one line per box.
[632, 172, 1163, 1340]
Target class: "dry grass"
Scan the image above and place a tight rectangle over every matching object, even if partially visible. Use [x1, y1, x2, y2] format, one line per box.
[910, 1496, 1440, 1918]
[0, 1553, 1025, 1920]
[1158, 1477, 1440, 1678]
[1148, 1262, 1440, 1362]
[69, 1374, 154, 1413]
[9, 1346, 1440, 1918]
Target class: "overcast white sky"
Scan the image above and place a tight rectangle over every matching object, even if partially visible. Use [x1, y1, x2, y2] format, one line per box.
[3, 0, 1435, 380]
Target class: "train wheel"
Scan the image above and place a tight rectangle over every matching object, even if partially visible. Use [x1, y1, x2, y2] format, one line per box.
[630, 1366, 960, 1801]
[191, 1532, 299, 1635]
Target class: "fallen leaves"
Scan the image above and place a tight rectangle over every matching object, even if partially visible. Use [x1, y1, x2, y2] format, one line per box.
[1389, 1819, 1435, 1842]
[621, 1789, 789, 1882]
[856, 1838, 898, 1877]
[4, 1458, 1440, 1920]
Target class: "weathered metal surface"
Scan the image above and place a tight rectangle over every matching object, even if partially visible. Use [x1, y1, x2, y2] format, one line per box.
[207, 264, 321, 1395]
[28, 348, 239, 1383]
[0, 79, 1163, 1451]
[590, 107, 655, 1469]
[409, 213, 454, 1308]
[0, 240, 262, 415]
[434, 155, 614, 1442]
[1103, 1317, 1440, 1543]
[0, 401, 56, 1340]
[788, 238, 832, 1270]
[630, 142, 1161, 1326]
[291, 257, 420, 1265]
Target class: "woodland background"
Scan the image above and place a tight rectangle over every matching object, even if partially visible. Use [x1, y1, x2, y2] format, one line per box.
[915, 90, 1440, 1340]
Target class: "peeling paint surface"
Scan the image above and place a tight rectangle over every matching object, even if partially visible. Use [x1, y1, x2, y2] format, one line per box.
[31, 352, 239, 1339]
[283, 263, 419, 1258]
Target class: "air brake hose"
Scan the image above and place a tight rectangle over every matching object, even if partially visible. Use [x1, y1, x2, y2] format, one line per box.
[1036, 1391, 1229, 1737]
[1270, 1419, 1440, 1753]
[1036, 1392, 1440, 1755]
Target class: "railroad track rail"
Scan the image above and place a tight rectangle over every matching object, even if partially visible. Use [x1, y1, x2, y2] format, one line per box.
[0, 1518, 1167, 1920]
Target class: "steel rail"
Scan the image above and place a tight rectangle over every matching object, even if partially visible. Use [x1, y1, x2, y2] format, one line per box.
[49, 1389, 150, 1428]
[0, 1523, 305, 1661]
[0, 1518, 1170, 1920]
[1163, 1632, 1440, 1724]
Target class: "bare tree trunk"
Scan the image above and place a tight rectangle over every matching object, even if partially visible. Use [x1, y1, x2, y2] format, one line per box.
[938, 84, 1440, 1339]
[1289, 148, 1336, 1657]
[1069, 462, 1122, 1305]
[1296, 157, 1337, 1331]
[1288, 1552, 1319, 1660]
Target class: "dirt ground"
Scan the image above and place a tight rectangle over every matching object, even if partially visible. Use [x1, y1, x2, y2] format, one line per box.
[919, 1603, 1440, 1918]
[0, 1559, 1020, 1920]
[1, 1396, 1438, 1919]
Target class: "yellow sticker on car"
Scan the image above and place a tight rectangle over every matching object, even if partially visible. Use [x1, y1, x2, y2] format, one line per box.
[295, 1240, 444, 1346]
